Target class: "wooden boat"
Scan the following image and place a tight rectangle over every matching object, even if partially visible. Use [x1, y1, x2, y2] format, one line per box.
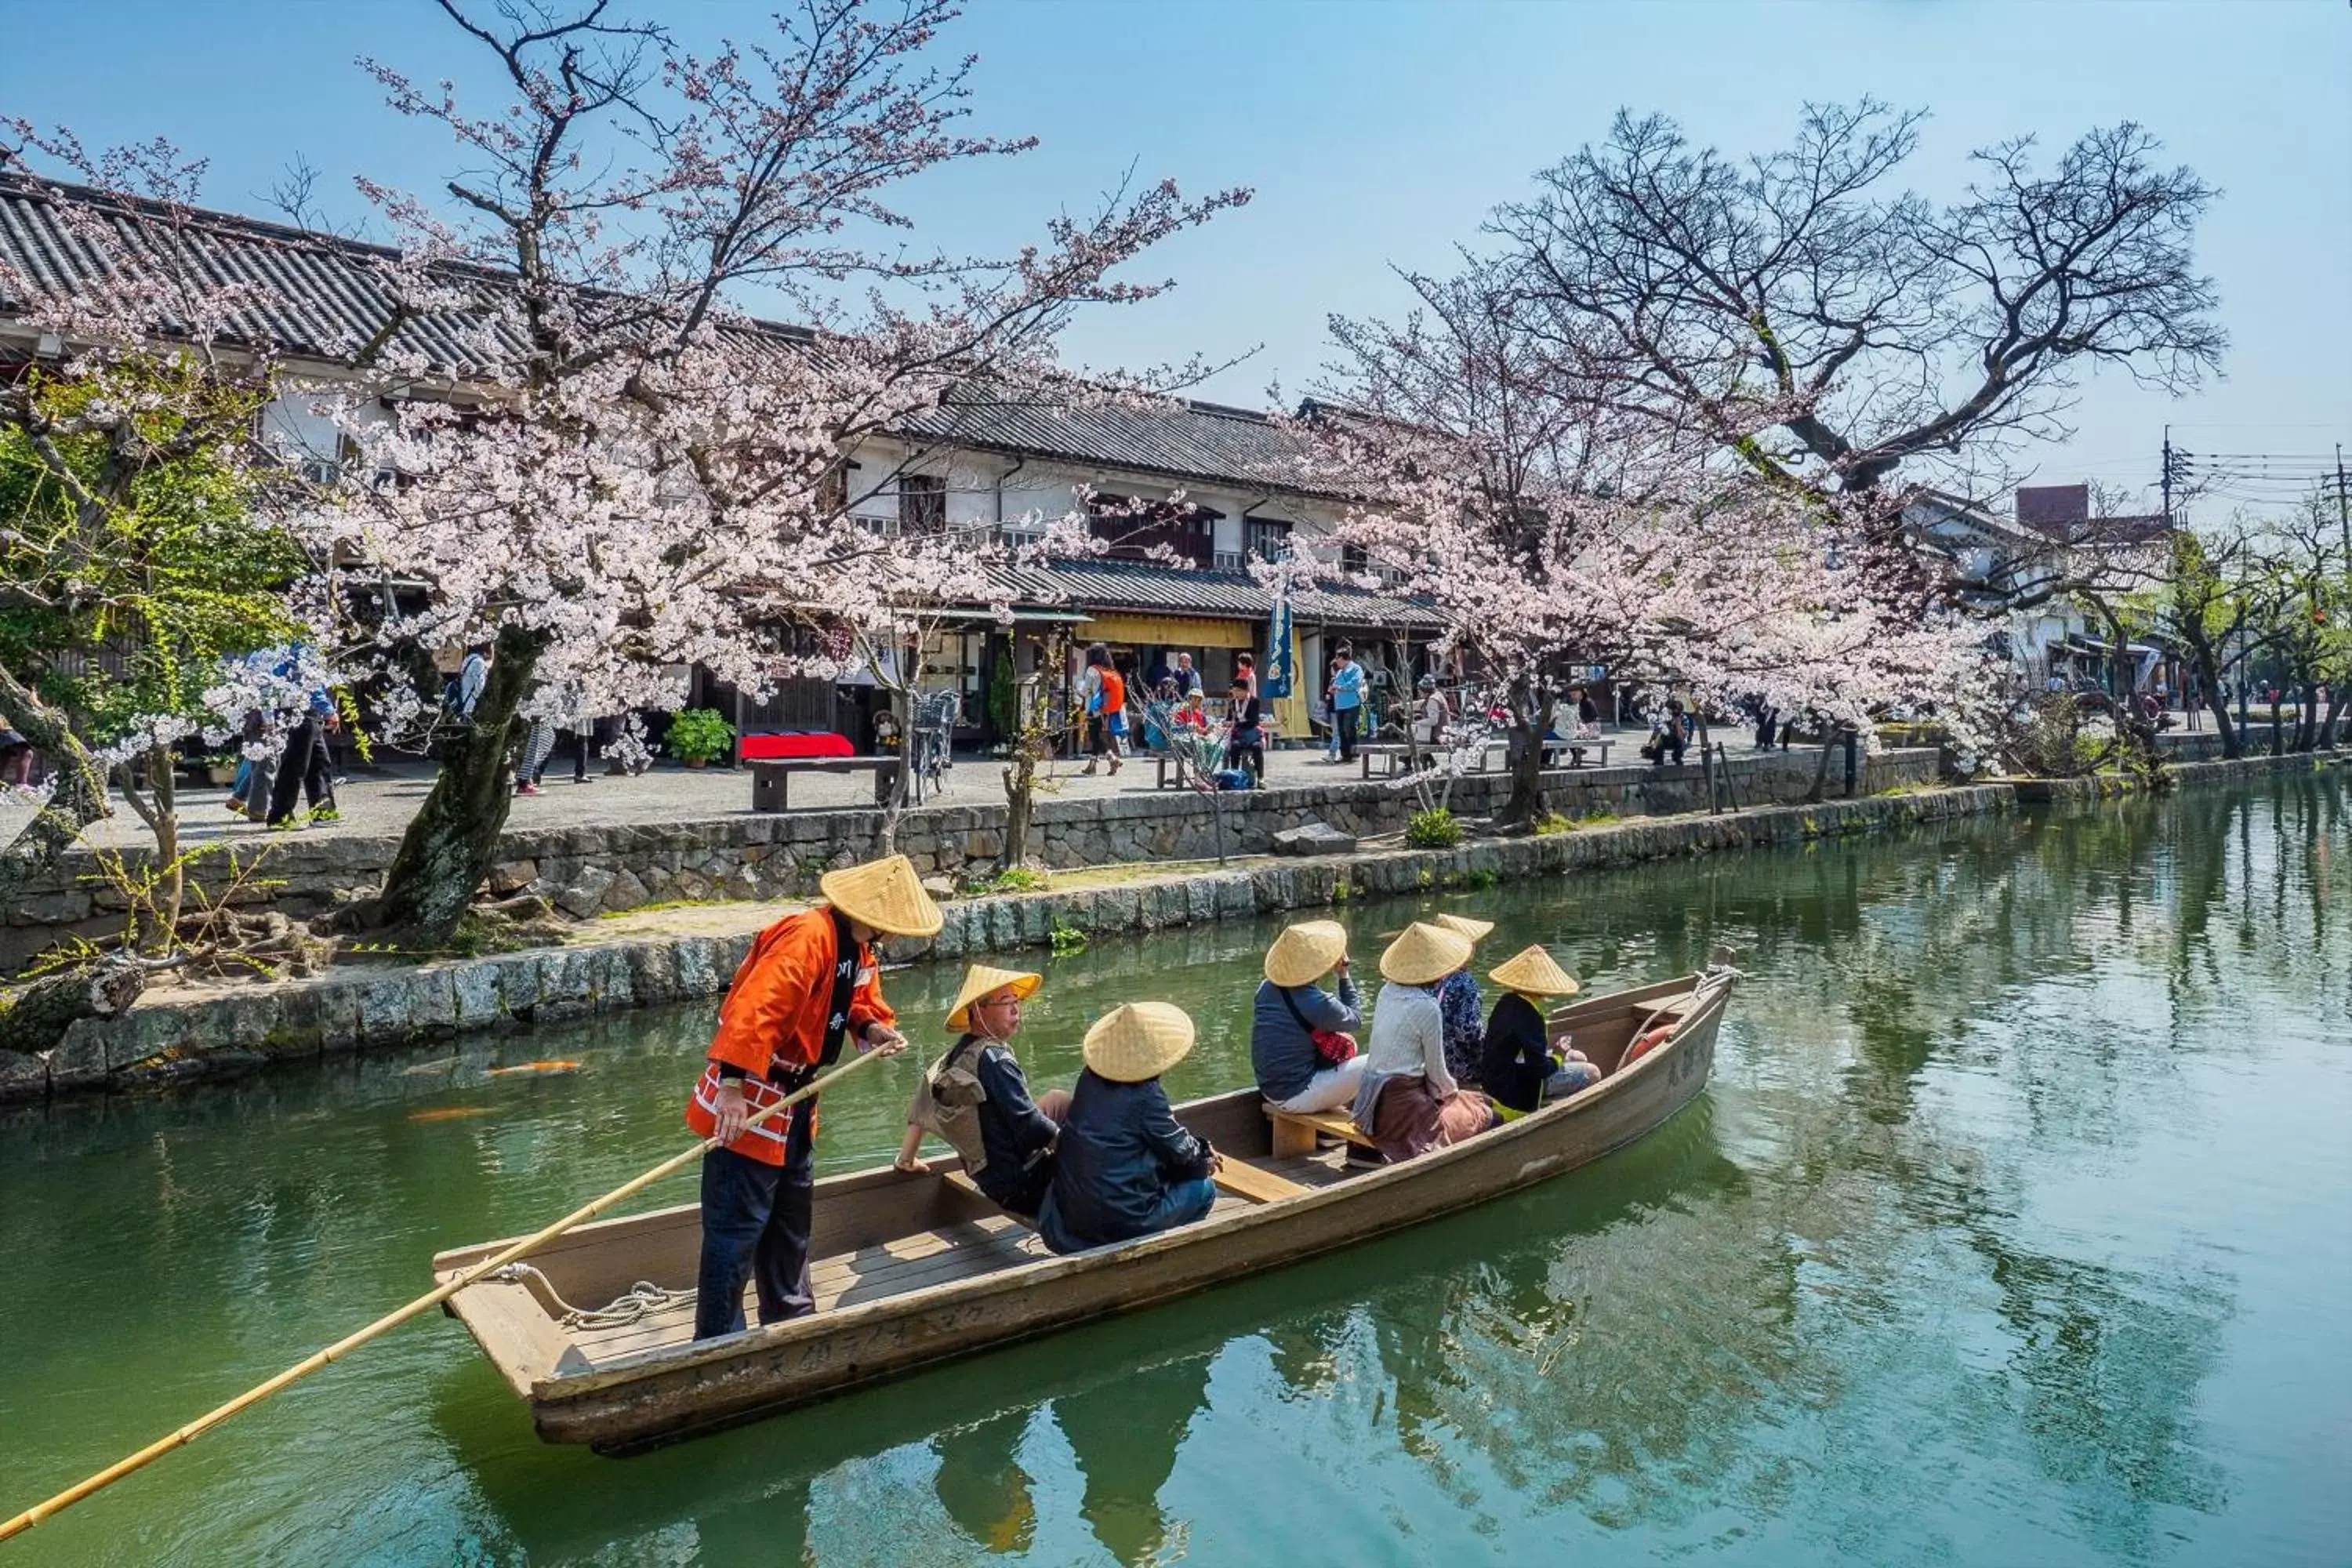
[434, 967, 1732, 1453]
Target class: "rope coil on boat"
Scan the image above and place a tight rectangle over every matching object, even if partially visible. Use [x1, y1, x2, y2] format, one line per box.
[489, 1263, 695, 1330]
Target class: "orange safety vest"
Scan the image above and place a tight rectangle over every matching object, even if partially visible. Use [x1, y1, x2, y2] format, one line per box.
[685, 906, 895, 1164]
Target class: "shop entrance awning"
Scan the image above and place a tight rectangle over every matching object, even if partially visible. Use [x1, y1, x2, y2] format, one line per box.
[1084, 612, 1255, 648]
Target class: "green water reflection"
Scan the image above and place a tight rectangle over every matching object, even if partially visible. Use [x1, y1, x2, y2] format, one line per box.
[2, 776, 2347, 1566]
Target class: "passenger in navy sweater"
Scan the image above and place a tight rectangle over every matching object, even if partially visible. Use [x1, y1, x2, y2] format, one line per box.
[1250, 921, 1366, 1113]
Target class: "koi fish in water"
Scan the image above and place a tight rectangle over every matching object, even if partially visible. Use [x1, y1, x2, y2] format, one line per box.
[486, 1060, 583, 1078]
[408, 1105, 497, 1123]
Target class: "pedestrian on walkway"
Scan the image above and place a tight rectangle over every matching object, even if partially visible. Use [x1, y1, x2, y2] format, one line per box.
[1079, 644, 1127, 775]
[1225, 677, 1265, 784]
[1325, 644, 1366, 765]
[264, 654, 339, 826]
[517, 717, 557, 796]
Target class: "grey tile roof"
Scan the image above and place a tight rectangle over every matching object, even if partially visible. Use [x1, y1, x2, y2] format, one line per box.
[983, 557, 1440, 630]
[0, 175, 528, 374]
[0, 177, 1334, 497]
[902, 393, 1330, 498]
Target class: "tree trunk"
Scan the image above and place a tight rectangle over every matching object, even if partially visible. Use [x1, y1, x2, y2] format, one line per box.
[875, 682, 912, 856]
[109, 744, 185, 953]
[0, 957, 146, 1058]
[2322, 688, 2347, 751]
[1697, 713, 1718, 814]
[1000, 750, 1036, 871]
[351, 625, 542, 943]
[2290, 667, 2316, 752]
[2181, 635, 2241, 757]
[0, 663, 113, 908]
[1805, 734, 1838, 804]
[1499, 681, 1553, 829]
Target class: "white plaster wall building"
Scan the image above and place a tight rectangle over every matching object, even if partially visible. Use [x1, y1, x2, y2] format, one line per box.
[1, 174, 1438, 753]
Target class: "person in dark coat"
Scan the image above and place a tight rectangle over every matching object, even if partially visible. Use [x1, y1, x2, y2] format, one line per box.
[1040, 1003, 1219, 1254]
[897, 965, 1067, 1219]
[1479, 946, 1599, 1118]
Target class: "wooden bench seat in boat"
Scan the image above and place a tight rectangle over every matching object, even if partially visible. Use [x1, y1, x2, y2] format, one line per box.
[1211, 1160, 1310, 1203]
[948, 1161, 1305, 1217]
[1265, 1103, 1376, 1159]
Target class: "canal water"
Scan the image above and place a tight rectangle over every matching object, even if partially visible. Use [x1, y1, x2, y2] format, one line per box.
[3, 777, 2347, 1566]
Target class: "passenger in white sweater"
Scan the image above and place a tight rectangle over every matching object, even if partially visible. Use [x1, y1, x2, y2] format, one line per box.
[1353, 924, 1494, 1161]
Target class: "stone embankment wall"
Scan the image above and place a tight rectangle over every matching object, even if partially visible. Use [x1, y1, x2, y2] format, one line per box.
[5, 747, 1938, 969]
[6, 780, 1995, 1103]
[2009, 748, 2339, 803]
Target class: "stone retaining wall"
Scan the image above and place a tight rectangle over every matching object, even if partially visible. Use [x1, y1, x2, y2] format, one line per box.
[4, 780, 1997, 1103]
[4, 746, 1938, 969]
[2009, 748, 2341, 804]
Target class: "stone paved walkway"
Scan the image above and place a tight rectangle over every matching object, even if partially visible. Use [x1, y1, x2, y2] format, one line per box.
[13, 724, 1773, 851]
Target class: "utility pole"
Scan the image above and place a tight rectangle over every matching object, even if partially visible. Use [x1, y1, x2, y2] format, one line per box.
[2161, 426, 2175, 525]
[2335, 443, 2349, 564]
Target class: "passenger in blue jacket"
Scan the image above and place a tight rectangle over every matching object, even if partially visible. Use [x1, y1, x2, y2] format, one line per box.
[1040, 1003, 1220, 1254]
[1250, 920, 1365, 1114]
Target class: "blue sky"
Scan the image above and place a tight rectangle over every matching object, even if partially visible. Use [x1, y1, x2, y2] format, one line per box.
[5, 1, 2346, 516]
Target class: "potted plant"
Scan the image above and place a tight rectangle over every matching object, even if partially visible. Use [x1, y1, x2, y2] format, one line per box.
[196, 753, 240, 786]
[666, 707, 735, 768]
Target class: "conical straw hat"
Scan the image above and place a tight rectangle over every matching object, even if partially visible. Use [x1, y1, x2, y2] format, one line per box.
[818, 853, 942, 938]
[946, 964, 1043, 1033]
[1490, 944, 1580, 998]
[1264, 920, 1348, 988]
[1081, 1001, 1196, 1083]
[1431, 913, 1494, 943]
[1381, 921, 1475, 986]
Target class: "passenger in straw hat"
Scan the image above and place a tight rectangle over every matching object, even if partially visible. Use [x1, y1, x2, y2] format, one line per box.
[1428, 913, 1494, 1087]
[685, 853, 938, 1340]
[1039, 1003, 1221, 1255]
[1251, 920, 1367, 1116]
[1355, 923, 1497, 1162]
[1480, 946, 1599, 1119]
[896, 965, 1067, 1220]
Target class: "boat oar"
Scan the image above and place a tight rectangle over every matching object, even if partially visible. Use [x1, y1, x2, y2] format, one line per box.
[0, 1046, 889, 1546]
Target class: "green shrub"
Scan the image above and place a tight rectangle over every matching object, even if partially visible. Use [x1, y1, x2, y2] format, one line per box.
[964, 866, 1047, 896]
[1404, 808, 1463, 849]
[1534, 811, 1577, 836]
[666, 707, 736, 764]
[1048, 918, 1088, 955]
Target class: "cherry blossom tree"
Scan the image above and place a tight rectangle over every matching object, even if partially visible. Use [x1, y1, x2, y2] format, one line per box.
[1299, 256, 1992, 826]
[283, 0, 1246, 939]
[0, 128, 316, 927]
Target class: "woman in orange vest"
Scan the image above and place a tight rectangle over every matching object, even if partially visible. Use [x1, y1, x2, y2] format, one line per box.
[687, 853, 942, 1339]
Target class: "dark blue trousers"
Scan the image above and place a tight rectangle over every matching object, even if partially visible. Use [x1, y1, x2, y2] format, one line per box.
[692, 1099, 817, 1340]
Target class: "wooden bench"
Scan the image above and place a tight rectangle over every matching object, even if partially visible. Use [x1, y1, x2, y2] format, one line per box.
[1213, 1160, 1310, 1204]
[749, 756, 902, 812]
[941, 1169, 1036, 1229]
[1265, 1102, 1377, 1160]
[951, 1159, 1303, 1214]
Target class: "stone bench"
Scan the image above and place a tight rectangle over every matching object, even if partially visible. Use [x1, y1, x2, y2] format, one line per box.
[749, 756, 902, 812]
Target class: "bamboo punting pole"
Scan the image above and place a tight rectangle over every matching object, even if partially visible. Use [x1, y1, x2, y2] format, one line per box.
[0, 1047, 889, 1545]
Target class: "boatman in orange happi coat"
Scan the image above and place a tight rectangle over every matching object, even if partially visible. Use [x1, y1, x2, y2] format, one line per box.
[687, 853, 943, 1340]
